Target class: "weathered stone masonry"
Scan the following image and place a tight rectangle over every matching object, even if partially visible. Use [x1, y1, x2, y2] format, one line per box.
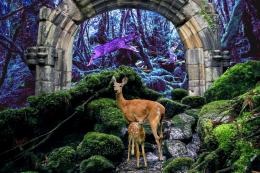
[25, 0, 230, 96]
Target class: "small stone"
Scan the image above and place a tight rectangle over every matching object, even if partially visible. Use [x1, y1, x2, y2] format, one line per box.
[166, 140, 189, 158]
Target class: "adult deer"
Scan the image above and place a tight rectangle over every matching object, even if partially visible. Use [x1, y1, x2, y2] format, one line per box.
[127, 122, 147, 167]
[111, 76, 165, 160]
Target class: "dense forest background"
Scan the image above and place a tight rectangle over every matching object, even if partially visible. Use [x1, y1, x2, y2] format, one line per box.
[0, 0, 259, 109]
[72, 9, 186, 97]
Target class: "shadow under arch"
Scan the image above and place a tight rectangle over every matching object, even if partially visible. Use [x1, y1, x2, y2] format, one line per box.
[25, 0, 226, 96]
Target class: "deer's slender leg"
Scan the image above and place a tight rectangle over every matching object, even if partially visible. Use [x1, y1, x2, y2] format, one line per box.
[141, 142, 147, 167]
[159, 120, 164, 160]
[150, 115, 163, 161]
[135, 143, 140, 168]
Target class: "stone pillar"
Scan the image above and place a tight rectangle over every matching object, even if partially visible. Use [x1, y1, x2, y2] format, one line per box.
[204, 50, 222, 89]
[186, 48, 205, 96]
[204, 49, 231, 90]
[25, 46, 64, 95]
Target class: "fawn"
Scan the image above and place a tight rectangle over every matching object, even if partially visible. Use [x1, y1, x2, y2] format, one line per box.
[128, 122, 147, 168]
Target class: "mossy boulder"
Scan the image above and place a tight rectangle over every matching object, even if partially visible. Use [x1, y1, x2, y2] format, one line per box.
[233, 140, 260, 173]
[87, 98, 118, 116]
[0, 107, 38, 152]
[79, 155, 115, 173]
[237, 83, 260, 112]
[171, 113, 196, 141]
[87, 98, 127, 136]
[157, 98, 189, 118]
[181, 96, 206, 108]
[204, 61, 260, 102]
[197, 100, 232, 147]
[141, 88, 162, 101]
[212, 123, 237, 152]
[199, 100, 232, 119]
[77, 132, 124, 161]
[46, 146, 76, 172]
[28, 91, 71, 111]
[163, 157, 194, 173]
[171, 88, 188, 101]
[184, 109, 200, 122]
[172, 113, 196, 128]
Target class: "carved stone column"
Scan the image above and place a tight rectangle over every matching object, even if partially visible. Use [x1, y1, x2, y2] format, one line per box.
[25, 46, 63, 95]
[186, 48, 205, 96]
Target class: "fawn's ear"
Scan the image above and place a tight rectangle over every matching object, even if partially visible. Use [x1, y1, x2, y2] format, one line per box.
[111, 76, 117, 83]
[122, 77, 128, 85]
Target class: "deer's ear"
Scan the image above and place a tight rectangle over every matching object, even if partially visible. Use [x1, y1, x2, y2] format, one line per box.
[111, 76, 117, 83]
[122, 77, 128, 85]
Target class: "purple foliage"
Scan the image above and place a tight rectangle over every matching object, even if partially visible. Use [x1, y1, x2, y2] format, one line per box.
[212, 0, 260, 61]
[88, 32, 140, 66]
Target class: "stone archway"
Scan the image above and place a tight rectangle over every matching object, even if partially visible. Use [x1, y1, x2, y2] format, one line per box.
[25, 0, 230, 96]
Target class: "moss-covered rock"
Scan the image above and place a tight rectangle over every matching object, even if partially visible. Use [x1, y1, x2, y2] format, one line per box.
[181, 96, 206, 108]
[28, 91, 71, 111]
[171, 88, 188, 101]
[157, 98, 189, 118]
[94, 107, 127, 136]
[204, 61, 260, 102]
[197, 100, 233, 149]
[141, 88, 162, 101]
[172, 113, 196, 128]
[212, 124, 237, 152]
[171, 113, 196, 142]
[77, 132, 124, 161]
[87, 98, 127, 136]
[199, 100, 231, 116]
[237, 83, 260, 112]
[0, 107, 38, 152]
[184, 109, 200, 122]
[46, 146, 76, 172]
[233, 140, 260, 173]
[79, 155, 115, 173]
[163, 157, 194, 173]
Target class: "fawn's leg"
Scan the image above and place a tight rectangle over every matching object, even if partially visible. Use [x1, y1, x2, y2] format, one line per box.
[135, 143, 140, 168]
[131, 138, 135, 156]
[141, 142, 147, 167]
[127, 137, 132, 162]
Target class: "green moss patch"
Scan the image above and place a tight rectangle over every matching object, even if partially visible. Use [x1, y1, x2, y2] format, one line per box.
[163, 157, 194, 173]
[204, 61, 260, 102]
[0, 107, 38, 152]
[77, 132, 124, 161]
[213, 124, 237, 152]
[79, 155, 114, 173]
[46, 146, 76, 172]
[158, 98, 189, 118]
[171, 88, 188, 101]
[87, 98, 127, 136]
[181, 96, 206, 108]
[199, 100, 231, 117]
